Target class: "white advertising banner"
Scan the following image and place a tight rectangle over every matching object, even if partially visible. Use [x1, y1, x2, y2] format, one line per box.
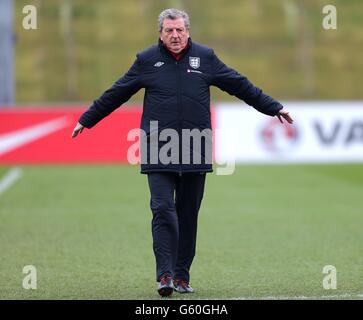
[215, 102, 363, 163]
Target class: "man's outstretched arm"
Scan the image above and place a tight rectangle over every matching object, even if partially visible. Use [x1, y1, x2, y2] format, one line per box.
[210, 51, 293, 124]
[72, 57, 143, 138]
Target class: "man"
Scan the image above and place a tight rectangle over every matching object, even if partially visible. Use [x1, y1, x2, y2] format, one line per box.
[72, 8, 293, 297]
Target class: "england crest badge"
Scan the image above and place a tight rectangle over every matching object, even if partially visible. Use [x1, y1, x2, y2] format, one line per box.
[189, 57, 200, 69]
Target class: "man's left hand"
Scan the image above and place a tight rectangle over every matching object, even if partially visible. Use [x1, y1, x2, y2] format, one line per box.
[277, 108, 294, 124]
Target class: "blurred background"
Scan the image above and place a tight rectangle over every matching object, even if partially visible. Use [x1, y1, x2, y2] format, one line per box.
[1, 0, 363, 300]
[1, 0, 362, 105]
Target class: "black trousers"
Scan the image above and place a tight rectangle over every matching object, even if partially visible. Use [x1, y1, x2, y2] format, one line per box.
[147, 172, 206, 282]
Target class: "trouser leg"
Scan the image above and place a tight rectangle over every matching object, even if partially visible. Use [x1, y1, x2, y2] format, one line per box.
[147, 172, 178, 281]
[174, 173, 206, 282]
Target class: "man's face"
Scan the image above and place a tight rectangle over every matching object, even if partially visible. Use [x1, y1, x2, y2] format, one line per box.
[160, 18, 189, 54]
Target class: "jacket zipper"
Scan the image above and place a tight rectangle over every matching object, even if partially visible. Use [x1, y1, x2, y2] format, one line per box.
[175, 60, 182, 176]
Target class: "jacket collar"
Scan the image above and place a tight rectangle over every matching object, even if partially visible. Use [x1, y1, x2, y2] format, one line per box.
[158, 37, 192, 61]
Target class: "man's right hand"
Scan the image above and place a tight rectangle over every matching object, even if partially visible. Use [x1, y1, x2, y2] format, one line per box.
[72, 122, 85, 138]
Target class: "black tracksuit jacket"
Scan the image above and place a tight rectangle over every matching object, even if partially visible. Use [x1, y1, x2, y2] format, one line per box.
[79, 38, 283, 173]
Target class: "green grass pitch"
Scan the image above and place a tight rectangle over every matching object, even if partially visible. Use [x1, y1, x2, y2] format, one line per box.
[0, 164, 362, 300]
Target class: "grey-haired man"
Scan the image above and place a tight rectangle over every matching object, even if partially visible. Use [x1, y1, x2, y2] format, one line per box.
[72, 8, 293, 297]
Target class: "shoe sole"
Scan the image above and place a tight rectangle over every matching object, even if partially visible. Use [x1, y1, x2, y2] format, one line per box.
[174, 288, 193, 294]
[158, 286, 173, 297]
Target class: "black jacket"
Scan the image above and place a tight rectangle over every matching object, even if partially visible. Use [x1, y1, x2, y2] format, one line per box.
[79, 38, 283, 173]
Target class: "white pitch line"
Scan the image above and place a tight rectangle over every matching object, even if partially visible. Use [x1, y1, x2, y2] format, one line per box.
[0, 167, 23, 196]
[227, 293, 363, 300]
[204, 293, 363, 300]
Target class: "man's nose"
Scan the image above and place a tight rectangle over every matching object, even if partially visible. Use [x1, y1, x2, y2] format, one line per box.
[171, 29, 179, 37]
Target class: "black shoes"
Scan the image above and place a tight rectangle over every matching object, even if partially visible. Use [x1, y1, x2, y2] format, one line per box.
[157, 275, 194, 296]
[173, 279, 194, 294]
[157, 274, 174, 297]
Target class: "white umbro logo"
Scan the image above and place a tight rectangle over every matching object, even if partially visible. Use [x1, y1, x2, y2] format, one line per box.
[154, 61, 165, 67]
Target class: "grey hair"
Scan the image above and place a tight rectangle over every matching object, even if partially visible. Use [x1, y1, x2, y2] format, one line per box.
[158, 8, 190, 32]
